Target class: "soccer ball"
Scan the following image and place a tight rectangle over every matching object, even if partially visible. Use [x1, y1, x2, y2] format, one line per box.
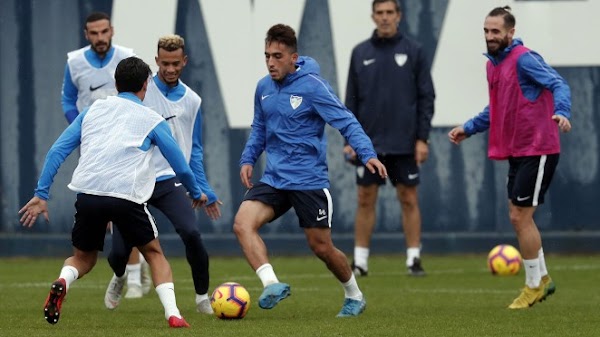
[487, 244, 522, 276]
[210, 282, 251, 319]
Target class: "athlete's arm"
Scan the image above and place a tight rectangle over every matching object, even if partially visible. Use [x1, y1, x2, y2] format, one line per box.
[149, 121, 202, 200]
[239, 87, 266, 167]
[35, 109, 87, 200]
[463, 106, 490, 136]
[190, 107, 218, 204]
[517, 51, 571, 119]
[311, 77, 377, 165]
[61, 63, 79, 124]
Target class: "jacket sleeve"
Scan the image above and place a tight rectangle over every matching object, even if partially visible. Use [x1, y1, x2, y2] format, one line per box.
[312, 77, 377, 164]
[239, 86, 266, 167]
[344, 49, 359, 117]
[150, 121, 202, 199]
[189, 106, 218, 204]
[61, 63, 79, 124]
[35, 110, 85, 200]
[463, 105, 490, 136]
[415, 46, 435, 141]
[517, 51, 571, 119]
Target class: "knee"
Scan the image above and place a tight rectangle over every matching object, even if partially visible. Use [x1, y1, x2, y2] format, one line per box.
[398, 188, 418, 210]
[357, 189, 377, 209]
[508, 209, 524, 228]
[177, 226, 202, 244]
[233, 215, 250, 238]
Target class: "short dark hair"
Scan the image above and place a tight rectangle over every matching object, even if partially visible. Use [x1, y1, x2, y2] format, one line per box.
[265, 24, 297, 53]
[487, 6, 516, 29]
[85, 12, 110, 28]
[372, 0, 401, 12]
[114, 57, 151, 93]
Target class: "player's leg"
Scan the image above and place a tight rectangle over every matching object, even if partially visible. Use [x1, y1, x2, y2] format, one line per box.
[45, 194, 108, 324]
[114, 199, 189, 327]
[152, 178, 212, 314]
[233, 182, 290, 309]
[105, 224, 133, 309]
[293, 188, 365, 317]
[352, 161, 385, 276]
[123, 248, 144, 298]
[506, 154, 558, 309]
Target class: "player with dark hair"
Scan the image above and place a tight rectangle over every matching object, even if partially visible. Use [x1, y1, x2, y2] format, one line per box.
[448, 6, 571, 309]
[233, 24, 387, 317]
[20, 56, 203, 327]
[344, 0, 435, 277]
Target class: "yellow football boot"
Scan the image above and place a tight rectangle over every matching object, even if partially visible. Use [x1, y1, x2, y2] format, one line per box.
[508, 285, 545, 309]
[540, 275, 556, 301]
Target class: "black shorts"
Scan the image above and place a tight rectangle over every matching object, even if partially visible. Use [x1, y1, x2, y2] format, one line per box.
[507, 154, 559, 207]
[356, 154, 419, 186]
[72, 194, 158, 252]
[243, 182, 332, 228]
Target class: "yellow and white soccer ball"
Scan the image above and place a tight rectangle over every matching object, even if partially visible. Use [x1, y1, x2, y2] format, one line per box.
[210, 282, 251, 319]
[487, 244, 522, 276]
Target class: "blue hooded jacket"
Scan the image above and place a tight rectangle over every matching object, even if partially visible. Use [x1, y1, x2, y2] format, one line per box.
[240, 56, 377, 190]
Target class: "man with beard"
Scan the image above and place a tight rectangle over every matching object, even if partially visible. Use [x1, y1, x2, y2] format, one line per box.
[61, 12, 135, 123]
[61, 12, 150, 299]
[104, 34, 221, 315]
[448, 6, 572, 309]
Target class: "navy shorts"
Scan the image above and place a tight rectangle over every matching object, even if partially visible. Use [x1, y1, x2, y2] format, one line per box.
[507, 154, 559, 207]
[72, 194, 158, 252]
[243, 182, 332, 228]
[356, 154, 419, 186]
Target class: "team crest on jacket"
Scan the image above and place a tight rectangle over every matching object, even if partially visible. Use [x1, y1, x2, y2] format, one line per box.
[394, 53, 407, 67]
[290, 95, 303, 109]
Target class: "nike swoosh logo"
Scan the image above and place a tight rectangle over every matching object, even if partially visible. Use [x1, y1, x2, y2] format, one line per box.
[261, 95, 270, 100]
[174, 182, 182, 187]
[363, 58, 376, 66]
[89, 83, 109, 91]
[316, 215, 327, 221]
[516, 196, 531, 201]
[408, 173, 419, 180]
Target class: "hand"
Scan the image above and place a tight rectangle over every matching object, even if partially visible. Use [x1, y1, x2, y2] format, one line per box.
[18, 196, 49, 227]
[240, 164, 254, 189]
[415, 139, 429, 165]
[204, 200, 223, 220]
[365, 158, 388, 179]
[552, 115, 571, 133]
[192, 193, 208, 209]
[342, 145, 357, 163]
[448, 126, 467, 145]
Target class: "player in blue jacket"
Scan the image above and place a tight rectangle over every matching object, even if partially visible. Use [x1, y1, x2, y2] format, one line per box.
[233, 24, 387, 318]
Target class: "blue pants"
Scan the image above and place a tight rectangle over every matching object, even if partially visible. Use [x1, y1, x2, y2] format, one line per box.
[108, 177, 210, 295]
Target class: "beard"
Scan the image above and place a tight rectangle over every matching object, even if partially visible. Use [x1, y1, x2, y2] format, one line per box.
[486, 36, 510, 56]
[91, 41, 111, 55]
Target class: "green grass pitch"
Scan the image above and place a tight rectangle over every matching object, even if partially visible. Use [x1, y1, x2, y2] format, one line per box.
[1, 254, 599, 337]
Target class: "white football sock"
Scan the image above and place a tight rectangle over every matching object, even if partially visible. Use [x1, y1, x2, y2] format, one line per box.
[538, 248, 548, 277]
[59, 265, 79, 290]
[256, 263, 279, 287]
[341, 274, 363, 301]
[354, 246, 369, 270]
[156, 282, 181, 319]
[195, 293, 209, 305]
[523, 258, 541, 288]
[406, 247, 420, 267]
[126, 263, 142, 287]
[138, 251, 146, 264]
